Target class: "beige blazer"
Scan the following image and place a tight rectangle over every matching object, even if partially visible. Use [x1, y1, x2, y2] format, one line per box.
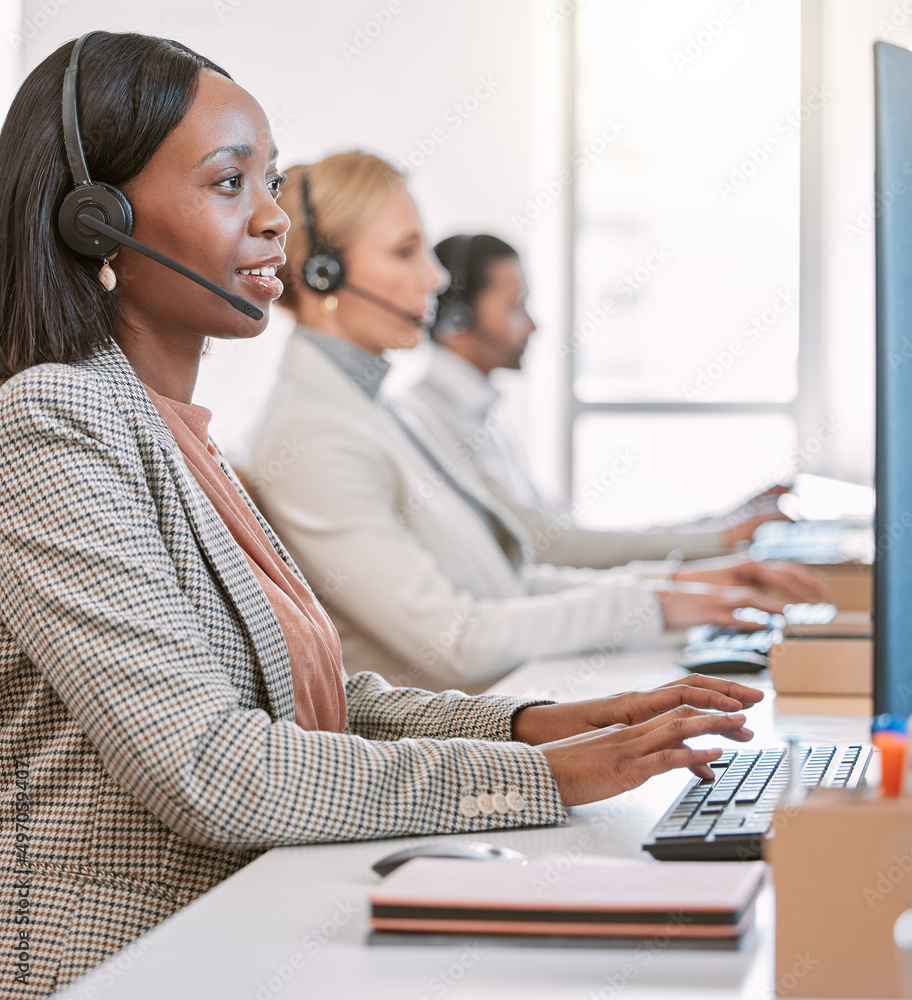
[247, 333, 665, 693]
[0, 344, 565, 996]
[399, 343, 728, 569]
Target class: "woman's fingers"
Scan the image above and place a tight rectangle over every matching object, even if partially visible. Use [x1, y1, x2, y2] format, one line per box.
[661, 673, 765, 705]
[658, 587, 785, 630]
[748, 560, 825, 602]
[615, 677, 764, 724]
[623, 704, 750, 746]
[541, 706, 755, 806]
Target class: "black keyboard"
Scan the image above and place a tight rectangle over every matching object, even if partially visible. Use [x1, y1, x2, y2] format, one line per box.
[643, 743, 872, 861]
[749, 518, 874, 564]
[678, 605, 839, 673]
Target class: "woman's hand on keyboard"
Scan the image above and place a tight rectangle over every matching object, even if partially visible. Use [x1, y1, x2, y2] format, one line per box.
[655, 583, 785, 630]
[536, 703, 756, 807]
[672, 556, 825, 604]
[512, 674, 762, 745]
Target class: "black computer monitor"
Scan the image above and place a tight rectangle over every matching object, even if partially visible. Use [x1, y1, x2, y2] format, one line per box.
[873, 41, 912, 717]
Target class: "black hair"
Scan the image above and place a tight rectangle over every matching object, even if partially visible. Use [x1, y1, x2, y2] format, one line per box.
[0, 32, 230, 381]
[430, 233, 518, 341]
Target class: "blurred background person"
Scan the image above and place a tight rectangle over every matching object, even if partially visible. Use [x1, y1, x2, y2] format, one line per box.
[246, 153, 821, 693]
[394, 233, 791, 571]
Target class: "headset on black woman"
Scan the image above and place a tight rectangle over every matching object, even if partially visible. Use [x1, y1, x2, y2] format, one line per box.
[56, 30, 264, 319]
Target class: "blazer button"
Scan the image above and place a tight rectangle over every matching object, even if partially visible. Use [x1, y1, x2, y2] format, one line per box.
[492, 793, 509, 814]
[506, 790, 525, 813]
[476, 793, 494, 815]
[458, 795, 480, 818]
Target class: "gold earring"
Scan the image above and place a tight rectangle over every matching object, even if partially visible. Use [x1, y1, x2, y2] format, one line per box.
[98, 259, 117, 292]
[324, 294, 338, 312]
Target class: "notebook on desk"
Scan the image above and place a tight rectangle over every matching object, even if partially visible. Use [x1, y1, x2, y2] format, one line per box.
[370, 858, 765, 941]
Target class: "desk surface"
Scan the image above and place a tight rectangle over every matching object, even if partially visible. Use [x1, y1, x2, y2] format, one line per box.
[52, 637, 870, 1000]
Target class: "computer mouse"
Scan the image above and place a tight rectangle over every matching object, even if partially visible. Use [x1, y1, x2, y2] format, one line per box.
[678, 647, 769, 674]
[371, 841, 527, 877]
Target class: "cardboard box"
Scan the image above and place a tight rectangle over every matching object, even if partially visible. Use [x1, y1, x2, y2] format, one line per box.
[769, 792, 912, 998]
[781, 610, 871, 639]
[769, 637, 872, 697]
[807, 561, 872, 612]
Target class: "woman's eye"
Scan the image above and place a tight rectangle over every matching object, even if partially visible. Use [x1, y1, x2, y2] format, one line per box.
[268, 174, 287, 200]
[217, 173, 242, 191]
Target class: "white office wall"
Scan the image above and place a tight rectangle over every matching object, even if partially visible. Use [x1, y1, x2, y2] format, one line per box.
[8, 0, 567, 482]
[811, 0, 912, 486]
[2, 0, 23, 111]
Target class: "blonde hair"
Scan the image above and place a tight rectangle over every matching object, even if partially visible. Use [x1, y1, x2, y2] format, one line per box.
[276, 151, 405, 311]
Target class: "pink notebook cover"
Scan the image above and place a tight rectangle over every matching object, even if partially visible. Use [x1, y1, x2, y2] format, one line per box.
[370, 858, 765, 938]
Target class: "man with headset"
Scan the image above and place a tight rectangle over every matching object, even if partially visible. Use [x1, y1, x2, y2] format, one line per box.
[392, 234, 789, 571]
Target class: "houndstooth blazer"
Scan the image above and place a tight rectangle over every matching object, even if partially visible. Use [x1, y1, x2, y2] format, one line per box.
[0, 343, 566, 998]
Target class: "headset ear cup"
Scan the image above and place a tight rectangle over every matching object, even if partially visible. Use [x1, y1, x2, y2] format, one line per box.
[302, 247, 345, 294]
[58, 181, 133, 257]
[434, 300, 475, 338]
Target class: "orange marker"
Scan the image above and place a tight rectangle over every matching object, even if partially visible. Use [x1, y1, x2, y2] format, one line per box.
[873, 731, 907, 797]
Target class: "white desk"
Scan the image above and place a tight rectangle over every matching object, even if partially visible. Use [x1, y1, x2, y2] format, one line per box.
[52, 636, 869, 1000]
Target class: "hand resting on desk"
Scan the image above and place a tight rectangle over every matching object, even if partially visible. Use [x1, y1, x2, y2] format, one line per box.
[512, 674, 763, 808]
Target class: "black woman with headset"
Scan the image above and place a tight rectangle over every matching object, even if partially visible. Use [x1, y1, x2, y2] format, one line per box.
[0, 34, 767, 992]
[246, 152, 821, 696]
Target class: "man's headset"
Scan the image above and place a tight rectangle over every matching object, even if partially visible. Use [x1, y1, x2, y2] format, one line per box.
[56, 31, 264, 320]
[299, 169, 426, 328]
[431, 234, 476, 340]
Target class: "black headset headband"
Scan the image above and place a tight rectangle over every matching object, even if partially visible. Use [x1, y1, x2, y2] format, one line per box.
[299, 168, 346, 294]
[430, 234, 476, 339]
[443, 234, 474, 305]
[62, 31, 98, 188]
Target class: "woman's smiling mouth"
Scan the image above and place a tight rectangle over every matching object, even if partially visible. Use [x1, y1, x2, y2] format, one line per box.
[235, 265, 283, 299]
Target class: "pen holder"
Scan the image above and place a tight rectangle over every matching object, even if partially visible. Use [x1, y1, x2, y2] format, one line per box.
[769, 790, 912, 997]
